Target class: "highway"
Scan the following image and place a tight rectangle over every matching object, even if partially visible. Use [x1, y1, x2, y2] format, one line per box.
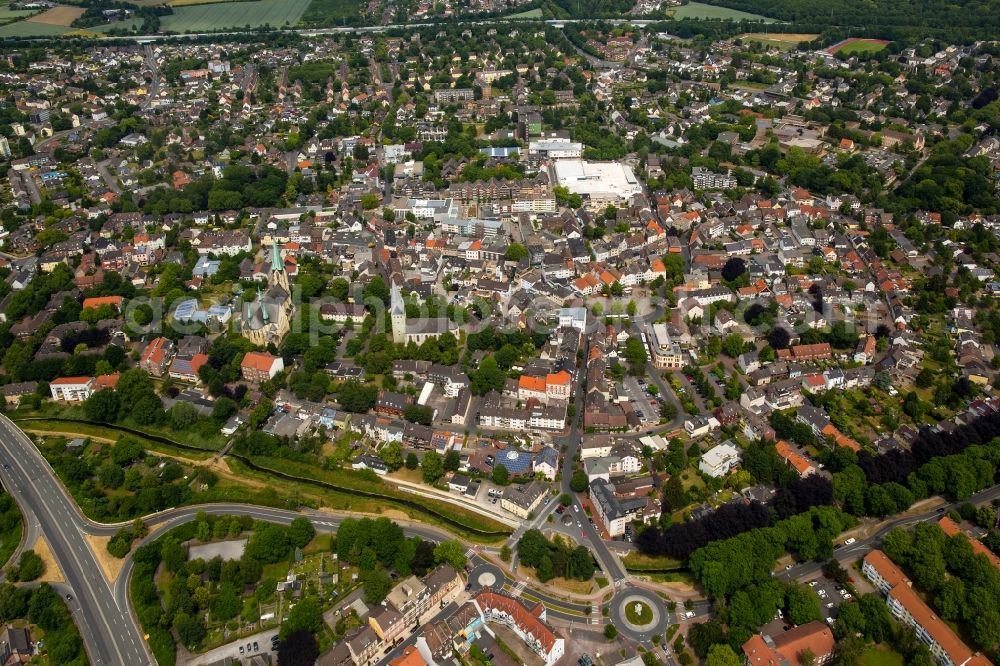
[0, 415, 152, 666]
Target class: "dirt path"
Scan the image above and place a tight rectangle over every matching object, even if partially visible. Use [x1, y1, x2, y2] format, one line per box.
[23, 429, 117, 444]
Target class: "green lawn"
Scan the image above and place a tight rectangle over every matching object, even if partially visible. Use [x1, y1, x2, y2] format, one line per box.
[152, 0, 311, 32]
[834, 39, 889, 55]
[625, 600, 653, 624]
[669, 2, 774, 21]
[861, 645, 905, 666]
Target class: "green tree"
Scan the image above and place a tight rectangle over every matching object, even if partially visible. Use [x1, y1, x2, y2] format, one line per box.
[433, 540, 468, 569]
[505, 243, 529, 261]
[362, 569, 392, 604]
[282, 597, 322, 637]
[173, 612, 206, 649]
[405, 452, 419, 470]
[570, 471, 589, 492]
[381, 441, 404, 471]
[706, 645, 742, 666]
[421, 451, 444, 484]
[84, 389, 120, 422]
[288, 517, 316, 549]
[491, 464, 509, 486]
[210, 584, 241, 621]
[604, 623, 618, 640]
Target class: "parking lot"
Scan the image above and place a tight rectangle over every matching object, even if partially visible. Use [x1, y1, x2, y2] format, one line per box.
[806, 575, 854, 624]
[188, 628, 277, 665]
[621, 376, 660, 424]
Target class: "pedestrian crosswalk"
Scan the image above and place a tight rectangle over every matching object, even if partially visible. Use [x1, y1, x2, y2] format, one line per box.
[510, 581, 527, 597]
[589, 603, 601, 625]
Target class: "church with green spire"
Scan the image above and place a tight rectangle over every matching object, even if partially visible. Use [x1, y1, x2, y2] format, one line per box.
[242, 241, 293, 347]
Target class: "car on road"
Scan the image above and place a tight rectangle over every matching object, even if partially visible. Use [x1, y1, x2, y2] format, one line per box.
[240, 646, 245, 655]
[65, 593, 72, 601]
[253, 642, 258, 652]
[843, 538, 856, 545]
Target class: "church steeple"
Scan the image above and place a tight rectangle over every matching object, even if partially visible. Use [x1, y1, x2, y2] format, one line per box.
[269, 242, 290, 292]
[271, 240, 282, 273]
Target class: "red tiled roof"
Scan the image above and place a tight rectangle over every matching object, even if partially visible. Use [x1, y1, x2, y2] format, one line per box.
[475, 590, 556, 653]
[140, 337, 171, 366]
[241, 351, 280, 372]
[519, 375, 546, 393]
[81, 295, 123, 310]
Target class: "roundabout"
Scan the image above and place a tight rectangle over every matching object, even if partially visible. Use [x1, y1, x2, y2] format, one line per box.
[609, 587, 668, 642]
[468, 561, 508, 592]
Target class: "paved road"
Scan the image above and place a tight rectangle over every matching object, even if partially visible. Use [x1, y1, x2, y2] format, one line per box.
[0, 415, 152, 666]
[780, 483, 1000, 583]
[550, 346, 630, 584]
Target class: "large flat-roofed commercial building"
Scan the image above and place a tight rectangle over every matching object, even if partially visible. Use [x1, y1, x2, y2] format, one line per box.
[553, 160, 642, 207]
[648, 322, 684, 369]
[529, 138, 583, 159]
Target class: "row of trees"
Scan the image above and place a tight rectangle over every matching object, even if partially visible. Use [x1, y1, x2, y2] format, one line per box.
[639, 475, 835, 559]
[688, 505, 856, 598]
[832, 429, 1000, 519]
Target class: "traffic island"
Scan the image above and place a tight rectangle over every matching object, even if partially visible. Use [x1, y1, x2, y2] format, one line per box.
[609, 588, 668, 642]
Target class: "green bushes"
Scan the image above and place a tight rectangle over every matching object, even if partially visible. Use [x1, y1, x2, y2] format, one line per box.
[107, 519, 149, 559]
[8, 550, 44, 582]
[517, 529, 597, 582]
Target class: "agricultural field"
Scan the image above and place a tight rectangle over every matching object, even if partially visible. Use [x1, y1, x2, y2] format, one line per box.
[29, 4, 84, 24]
[669, 1, 774, 22]
[739, 31, 817, 49]
[168, 0, 239, 6]
[156, 0, 310, 32]
[827, 37, 890, 55]
[506, 7, 542, 18]
[299, 0, 359, 27]
[0, 1, 36, 22]
[0, 19, 71, 36]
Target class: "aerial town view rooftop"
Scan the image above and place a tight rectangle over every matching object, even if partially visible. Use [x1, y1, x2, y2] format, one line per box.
[0, 0, 998, 665]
